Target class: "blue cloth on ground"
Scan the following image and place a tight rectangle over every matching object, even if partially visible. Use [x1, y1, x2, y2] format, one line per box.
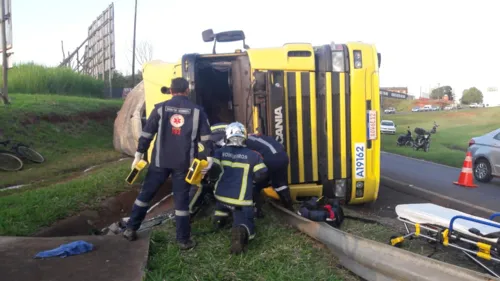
[34, 240, 94, 259]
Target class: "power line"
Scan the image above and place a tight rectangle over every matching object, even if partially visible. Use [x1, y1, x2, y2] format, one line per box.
[131, 0, 138, 86]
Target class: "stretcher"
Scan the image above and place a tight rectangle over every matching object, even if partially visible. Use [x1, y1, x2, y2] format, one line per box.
[392, 203, 500, 277]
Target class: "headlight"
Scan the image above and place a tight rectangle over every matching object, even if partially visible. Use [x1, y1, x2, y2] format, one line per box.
[353, 50, 362, 69]
[355, 181, 364, 198]
[335, 179, 346, 197]
[332, 51, 345, 72]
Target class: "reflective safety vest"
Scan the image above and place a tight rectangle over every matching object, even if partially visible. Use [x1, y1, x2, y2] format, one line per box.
[212, 146, 268, 206]
[137, 95, 212, 170]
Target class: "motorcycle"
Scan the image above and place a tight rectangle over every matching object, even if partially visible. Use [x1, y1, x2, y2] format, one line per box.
[397, 127, 414, 147]
[430, 121, 439, 134]
[413, 127, 431, 152]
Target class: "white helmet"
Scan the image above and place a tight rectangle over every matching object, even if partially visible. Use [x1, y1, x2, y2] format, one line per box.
[225, 122, 247, 146]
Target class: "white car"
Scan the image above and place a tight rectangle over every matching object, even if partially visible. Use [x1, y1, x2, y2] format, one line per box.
[380, 120, 396, 134]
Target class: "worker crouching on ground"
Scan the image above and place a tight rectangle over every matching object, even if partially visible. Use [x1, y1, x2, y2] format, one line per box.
[246, 132, 294, 216]
[206, 122, 268, 254]
[124, 77, 214, 251]
[188, 122, 227, 219]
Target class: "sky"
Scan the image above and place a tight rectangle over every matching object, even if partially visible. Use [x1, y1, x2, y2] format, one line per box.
[10, 0, 500, 103]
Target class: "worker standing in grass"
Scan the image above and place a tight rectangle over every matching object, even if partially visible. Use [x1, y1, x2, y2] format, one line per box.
[125, 77, 213, 250]
[208, 122, 268, 254]
[188, 122, 227, 218]
[246, 132, 294, 216]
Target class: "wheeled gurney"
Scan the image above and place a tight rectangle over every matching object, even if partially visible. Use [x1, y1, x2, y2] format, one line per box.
[392, 203, 500, 277]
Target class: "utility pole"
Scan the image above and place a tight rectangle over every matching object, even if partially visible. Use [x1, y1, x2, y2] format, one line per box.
[131, 0, 138, 87]
[0, 0, 9, 105]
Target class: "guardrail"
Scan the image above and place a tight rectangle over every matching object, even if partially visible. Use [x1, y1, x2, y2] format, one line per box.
[269, 201, 498, 281]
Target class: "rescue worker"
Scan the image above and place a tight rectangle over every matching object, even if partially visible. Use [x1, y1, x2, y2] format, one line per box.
[188, 122, 227, 218]
[246, 132, 294, 215]
[124, 77, 213, 251]
[208, 122, 268, 254]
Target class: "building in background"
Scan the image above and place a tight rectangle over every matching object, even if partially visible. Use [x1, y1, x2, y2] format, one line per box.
[380, 87, 408, 94]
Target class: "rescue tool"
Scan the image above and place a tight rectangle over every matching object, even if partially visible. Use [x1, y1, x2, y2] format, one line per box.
[185, 158, 208, 185]
[125, 159, 148, 185]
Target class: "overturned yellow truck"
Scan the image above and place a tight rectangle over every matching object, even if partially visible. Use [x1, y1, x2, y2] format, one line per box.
[143, 29, 381, 205]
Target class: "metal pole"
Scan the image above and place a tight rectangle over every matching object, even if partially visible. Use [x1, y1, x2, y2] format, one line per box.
[0, 0, 9, 105]
[131, 0, 137, 87]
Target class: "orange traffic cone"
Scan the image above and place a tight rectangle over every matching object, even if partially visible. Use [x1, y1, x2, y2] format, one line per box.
[453, 152, 478, 188]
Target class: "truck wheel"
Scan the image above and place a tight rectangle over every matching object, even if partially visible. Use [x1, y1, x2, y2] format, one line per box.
[474, 159, 493, 183]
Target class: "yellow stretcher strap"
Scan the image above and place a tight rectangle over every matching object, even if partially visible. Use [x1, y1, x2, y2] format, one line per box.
[415, 224, 420, 236]
[390, 236, 404, 246]
[476, 242, 492, 260]
[442, 229, 449, 246]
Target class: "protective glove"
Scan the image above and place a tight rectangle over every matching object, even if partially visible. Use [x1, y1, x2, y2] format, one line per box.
[131, 152, 144, 170]
[201, 157, 213, 176]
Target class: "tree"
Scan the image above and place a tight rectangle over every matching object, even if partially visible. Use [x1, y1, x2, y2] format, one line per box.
[430, 85, 454, 101]
[128, 41, 154, 72]
[460, 87, 483, 105]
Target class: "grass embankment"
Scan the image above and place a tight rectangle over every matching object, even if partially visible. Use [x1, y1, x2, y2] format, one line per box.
[0, 93, 123, 187]
[0, 160, 140, 236]
[381, 107, 500, 167]
[146, 208, 359, 281]
[2, 63, 105, 98]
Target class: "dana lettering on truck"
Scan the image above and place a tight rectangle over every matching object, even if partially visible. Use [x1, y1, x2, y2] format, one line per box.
[354, 143, 365, 179]
[274, 106, 284, 144]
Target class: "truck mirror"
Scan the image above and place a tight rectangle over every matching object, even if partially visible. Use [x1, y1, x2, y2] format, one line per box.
[202, 29, 215, 42]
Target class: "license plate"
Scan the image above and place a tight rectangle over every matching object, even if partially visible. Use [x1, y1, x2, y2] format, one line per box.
[354, 143, 366, 179]
[367, 110, 377, 140]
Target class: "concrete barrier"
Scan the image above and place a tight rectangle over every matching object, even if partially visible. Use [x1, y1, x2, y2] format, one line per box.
[269, 201, 498, 281]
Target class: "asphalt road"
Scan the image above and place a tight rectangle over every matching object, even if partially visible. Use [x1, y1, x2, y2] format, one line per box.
[380, 151, 500, 213]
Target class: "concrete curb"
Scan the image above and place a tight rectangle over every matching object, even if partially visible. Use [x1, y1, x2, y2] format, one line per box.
[381, 175, 498, 220]
[269, 201, 499, 281]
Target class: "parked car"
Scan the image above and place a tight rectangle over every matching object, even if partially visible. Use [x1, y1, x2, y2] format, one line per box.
[469, 103, 480, 108]
[444, 106, 453, 110]
[384, 107, 396, 114]
[468, 128, 500, 183]
[411, 107, 420, 112]
[380, 120, 396, 134]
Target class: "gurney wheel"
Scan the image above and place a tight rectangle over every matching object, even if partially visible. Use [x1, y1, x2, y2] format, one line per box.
[389, 235, 403, 248]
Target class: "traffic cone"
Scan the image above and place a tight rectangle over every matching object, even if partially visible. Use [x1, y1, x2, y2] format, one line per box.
[453, 152, 477, 188]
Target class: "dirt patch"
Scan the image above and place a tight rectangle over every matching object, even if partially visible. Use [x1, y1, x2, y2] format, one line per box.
[20, 108, 118, 126]
[33, 180, 173, 237]
[443, 144, 467, 152]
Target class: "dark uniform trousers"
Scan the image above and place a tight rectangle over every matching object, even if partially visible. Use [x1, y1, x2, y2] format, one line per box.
[254, 151, 290, 193]
[214, 202, 256, 239]
[128, 166, 191, 242]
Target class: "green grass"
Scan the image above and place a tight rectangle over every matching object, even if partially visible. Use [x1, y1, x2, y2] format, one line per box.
[0, 93, 124, 187]
[1, 63, 105, 98]
[381, 107, 500, 167]
[146, 208, 359, 281]
[0, 160, 138, 236]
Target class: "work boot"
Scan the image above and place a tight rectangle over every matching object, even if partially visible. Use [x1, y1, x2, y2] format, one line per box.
[278, 189, 294, 211]
[178, 239, 197, 251]
[123, 228, 137, 241]
[230, 226, 249, 255]
[254, 207, 265, 219]
[253, 191, 265, 218]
